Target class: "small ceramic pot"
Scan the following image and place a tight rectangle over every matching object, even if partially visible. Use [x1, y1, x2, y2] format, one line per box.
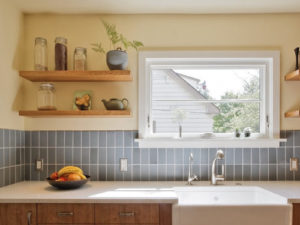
[106, 48, 128, 70]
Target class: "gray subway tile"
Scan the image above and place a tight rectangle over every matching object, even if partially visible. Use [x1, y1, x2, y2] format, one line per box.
[124, 165, 132, 181]
[295, 130, 300, 146]
[99, 148, 106, 164]
[31, 131, 39, 147]
[107, 148, 115, 164]
[234, 165, 242, 180]
[99, 131, 106, 147]
[140, 165, 149, 181]
[116, 131, 124, 147]
[124, 131, 132, 147]
[243, 149, 251, 165]
[90, 148, 98, 164]
[73, 131, 81, 147]
[234, 148, 242, 164]
[277, 164, 285, 180]
[269, 164, 277, 181]
[48, 131, 56, 147]
[286, 130, 294, 147]
[166, 148, 174, 164]
[225, 148, 234, 165]
[286, 165, 294, 180]
[141, 148, 149, 164]
[124, 148, 132, 164]
[200, 148, 209, 164]
[277, 148, 286, 164]
[65, 131, 73, 147]
[40, 131, 47, 147]
[269, 148, 276, 164]
[4, 130, 9, 147]
[90, 131, 98, 147]
[65, 148, 72, 164]
[260, 165, 268, 181]
[48, 148, 55, 164]
[82, 148, 90, 164]
[166, 165, 174, 181]
[73, 148, 81, 164]
[158, 148, 166, 164]
[107, 131, 115, 147]
[132, 165, 140, 181]
[56, 131, 65, 147]
[150, 148, 157, 164]
[82, 131, 89, 147]
[260, 148, 268, 164]
[225, 165, 233, 181]
[286, 147, 294, 163]
[150, 165, 158, 181]
[243, 165, 251, 180]
[133, 148, 141, 164]
[98, 165, 106, 181]
[0, 130, 3, 148]
[157, 165, 167, 181]
[56, 148, 64, 164]
[56, 131, 64, 147]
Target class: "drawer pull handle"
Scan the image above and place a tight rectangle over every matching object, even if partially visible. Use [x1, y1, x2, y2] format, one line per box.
[57, 212, 74, 217]
[27, 211, 32, 225]
[119, 212, 135, 217]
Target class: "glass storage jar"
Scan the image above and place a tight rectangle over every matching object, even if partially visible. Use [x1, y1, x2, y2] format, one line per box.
[73, 47, 87, 71]
[34, 37, 48, 71]
[37, 83, 56, 111]
[55, 37, 68, 70]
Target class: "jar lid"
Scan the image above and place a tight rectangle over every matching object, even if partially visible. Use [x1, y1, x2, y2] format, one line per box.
[35, 37, 47, 44]
[40, 83, 55, 89]
[74, 47, 87, 54]
[55, 37, 67, 45]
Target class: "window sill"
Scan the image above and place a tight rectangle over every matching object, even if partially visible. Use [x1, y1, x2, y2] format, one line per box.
[134, 137, 286, 148]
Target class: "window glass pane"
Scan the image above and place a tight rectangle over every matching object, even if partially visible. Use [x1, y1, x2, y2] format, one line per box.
[152, 69, 260, 100]
[151, 68, 261, 134]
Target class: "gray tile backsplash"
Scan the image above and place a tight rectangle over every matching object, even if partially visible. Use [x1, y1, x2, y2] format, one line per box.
[0, 129, 25, 187]
[2, 129, 300, 186]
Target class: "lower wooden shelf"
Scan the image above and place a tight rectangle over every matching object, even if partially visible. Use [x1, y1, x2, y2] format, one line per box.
[285, 109, 300, 118]
[19, 110, 131, 117]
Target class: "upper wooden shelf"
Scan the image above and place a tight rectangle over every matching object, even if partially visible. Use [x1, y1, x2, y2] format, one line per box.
[285, 109, 300, 118]
[19, 110, 131, 118]
[19, 70, 132, 82]
[285, 70, 300, 81]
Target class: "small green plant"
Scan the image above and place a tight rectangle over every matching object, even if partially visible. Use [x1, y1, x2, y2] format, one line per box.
[91, 20, 144, 54]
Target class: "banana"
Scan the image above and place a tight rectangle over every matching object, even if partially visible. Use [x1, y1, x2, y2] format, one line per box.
[58, 166, 83, 177]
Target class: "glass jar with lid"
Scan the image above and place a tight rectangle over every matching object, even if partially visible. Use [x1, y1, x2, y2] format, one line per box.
[55, 37, 68, 70]
[34, 37, 48, 71]
[37, 83, 56, 111]
[73, 47, 87, 71]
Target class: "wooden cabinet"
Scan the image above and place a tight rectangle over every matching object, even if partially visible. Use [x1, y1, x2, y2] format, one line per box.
[38, 203, 94, 224]
[294, 204, 300, 225]
[95, 204, 159, 224]
[0, 203, 172, 225]
[0, 203, 36, 225]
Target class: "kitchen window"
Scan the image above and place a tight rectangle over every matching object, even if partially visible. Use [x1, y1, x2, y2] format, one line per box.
[137, 51, 283, 148]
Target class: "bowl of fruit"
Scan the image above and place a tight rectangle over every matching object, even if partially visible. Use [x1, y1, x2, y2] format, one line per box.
[47, 166, 90, 189]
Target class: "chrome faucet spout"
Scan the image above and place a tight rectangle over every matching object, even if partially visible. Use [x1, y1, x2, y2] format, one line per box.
[187, 153, 198, 185]
[211, 149, 225, 185]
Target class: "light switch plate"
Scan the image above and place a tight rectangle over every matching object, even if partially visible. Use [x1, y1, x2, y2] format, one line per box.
[290, 157, 299, 171]
[120, 158, 128, 172]
[36, 159, 43, 171]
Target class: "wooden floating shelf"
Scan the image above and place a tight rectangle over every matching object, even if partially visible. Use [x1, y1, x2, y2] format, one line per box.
[19, 70, 132, 82]
[19, 110, 131, 118]
[285, 70, 300, 81]
[285, 109, 300, 118]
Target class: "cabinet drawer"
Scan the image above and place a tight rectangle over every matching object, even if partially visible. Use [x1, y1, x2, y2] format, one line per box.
[95, 204, 159, 224]
[37, 203, 94, 224]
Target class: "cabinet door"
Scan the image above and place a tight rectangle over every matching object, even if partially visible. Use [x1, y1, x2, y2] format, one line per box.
[38, 203, 94, 224]
[294, 204, 300, 225]
[0, 203, 36, 225]
[95, 204, 159, 224]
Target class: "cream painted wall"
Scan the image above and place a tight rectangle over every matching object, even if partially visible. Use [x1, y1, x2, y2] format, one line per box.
[22, 13, 300, 130]
[0, 0, 24, 130]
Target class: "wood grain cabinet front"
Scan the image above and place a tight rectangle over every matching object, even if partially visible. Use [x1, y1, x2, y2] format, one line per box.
[37, 203, 94, 224]
[0, 203, 36, 225]
[95, 204, 160, 224]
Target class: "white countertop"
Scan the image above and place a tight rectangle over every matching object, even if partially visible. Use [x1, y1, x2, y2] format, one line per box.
[1, 181, 300, 204]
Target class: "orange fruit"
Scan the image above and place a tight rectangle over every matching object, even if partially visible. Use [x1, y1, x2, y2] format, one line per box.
[67, 173, 81, 181]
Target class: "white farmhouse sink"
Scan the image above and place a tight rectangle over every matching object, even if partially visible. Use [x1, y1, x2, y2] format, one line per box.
[173, 186, 291, 225]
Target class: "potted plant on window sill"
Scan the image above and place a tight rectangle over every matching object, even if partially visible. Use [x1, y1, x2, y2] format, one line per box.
[91, 20, 144, 70]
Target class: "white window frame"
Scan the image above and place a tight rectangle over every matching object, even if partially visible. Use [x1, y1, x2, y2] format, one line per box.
[137, 50, 285, 148]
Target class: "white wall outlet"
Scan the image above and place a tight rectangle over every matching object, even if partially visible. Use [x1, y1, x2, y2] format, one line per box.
[290, 157, 299, 171]
[35, 159, 43, 171]
[120, 158, 128, 172]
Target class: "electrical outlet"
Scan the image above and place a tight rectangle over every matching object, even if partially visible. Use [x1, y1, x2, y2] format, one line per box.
[290, 157, 299, 171]
[120, 158, 128, 172]
[36, 159, 43, 171]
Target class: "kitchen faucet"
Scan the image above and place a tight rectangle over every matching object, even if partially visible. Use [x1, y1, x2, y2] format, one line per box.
[187, 153, 198, 185]
[211, 149, 225, 185]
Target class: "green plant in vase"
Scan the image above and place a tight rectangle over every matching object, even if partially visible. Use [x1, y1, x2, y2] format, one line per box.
[91, 20, 144, 70]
